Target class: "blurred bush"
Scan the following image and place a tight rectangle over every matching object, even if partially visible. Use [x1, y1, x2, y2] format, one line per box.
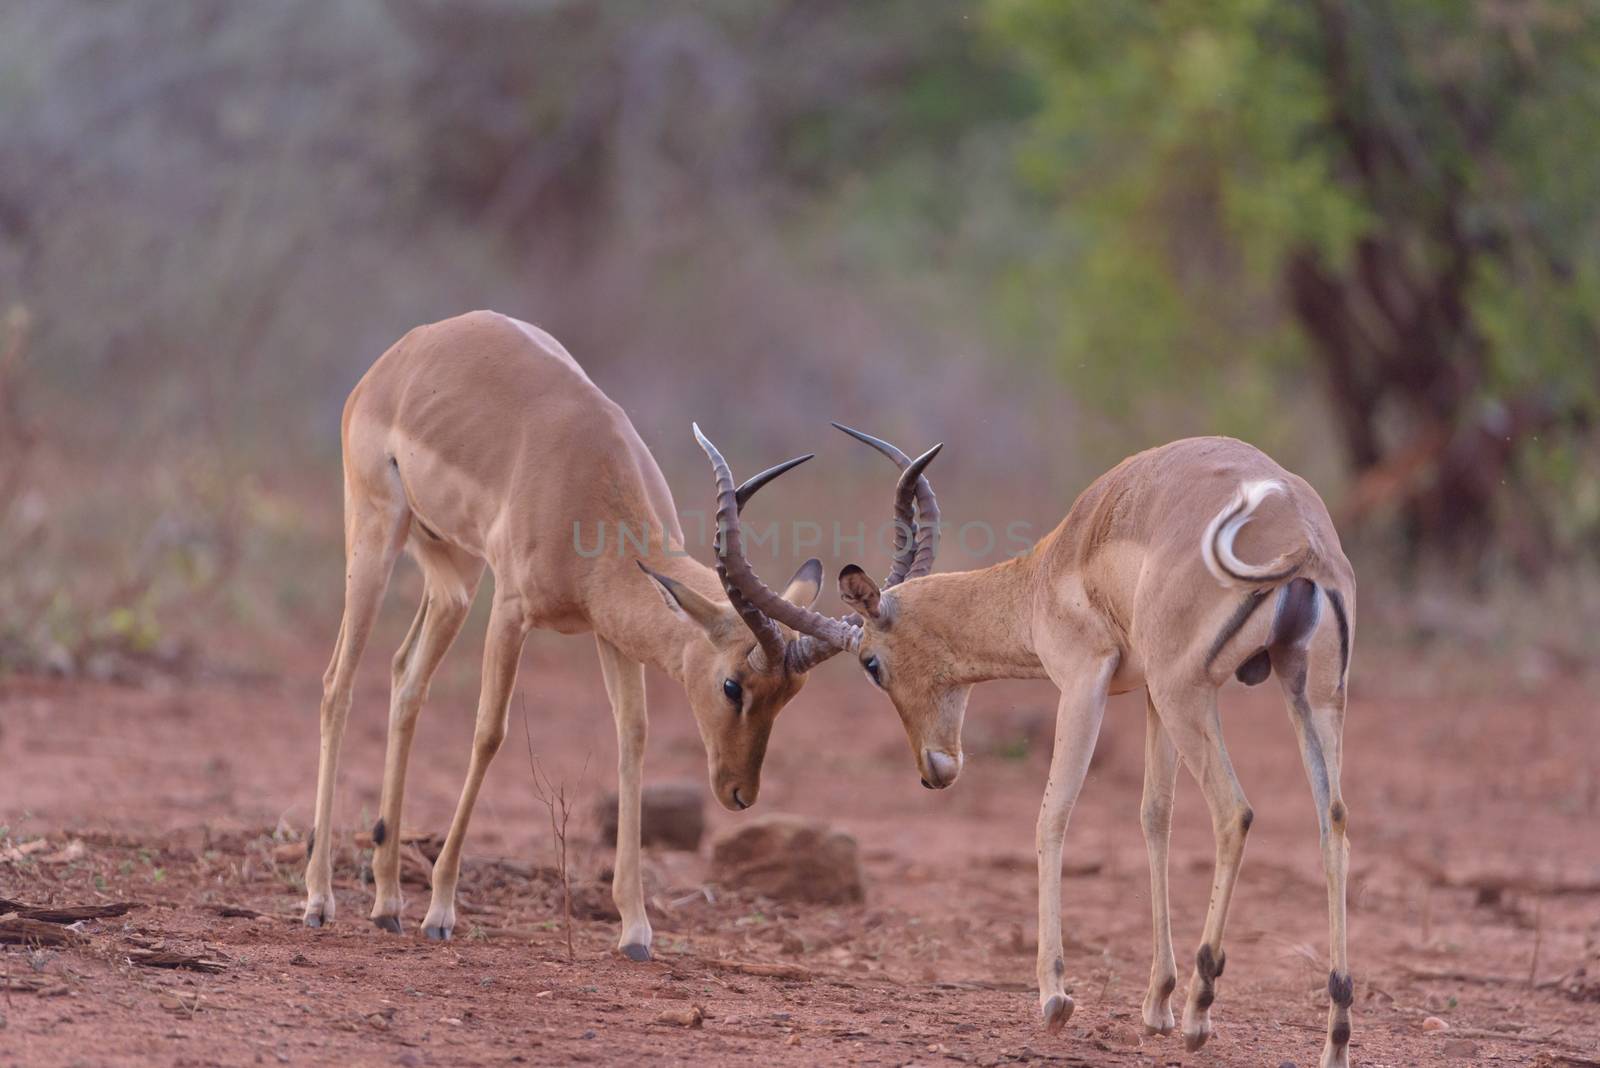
[0, 0, 1595, 675]
[989, 0, 1600, 572]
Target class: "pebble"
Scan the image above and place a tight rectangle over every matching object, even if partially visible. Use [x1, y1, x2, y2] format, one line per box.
[1422, 1016, 1450, 1032]
[581, 1029, 596, 1040]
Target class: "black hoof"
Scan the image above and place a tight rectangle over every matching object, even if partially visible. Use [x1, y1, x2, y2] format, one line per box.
[621, 943, 651, 962]
[304, 914, 326, 929]
[1042, 994, 1073, 1034]
[372, 915, 402, 934]
[424, 924, 452, 942]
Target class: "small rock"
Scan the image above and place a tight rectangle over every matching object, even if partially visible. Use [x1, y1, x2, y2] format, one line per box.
[710, 815, 865, 905]
[654, 1006, 704, 1029]
[783, 1035, 801, 1047]
[535, 990, 552, 999]
[1422, 1016, 1450, 1032]
[1442, 1038, 1478, 1058]
[581, 1030, 596, 1040]
[596, 782, 705, 851]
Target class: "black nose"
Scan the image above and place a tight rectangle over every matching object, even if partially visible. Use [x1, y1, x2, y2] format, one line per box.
[920, 778, 934, 790]
[732, 788, 750, 810]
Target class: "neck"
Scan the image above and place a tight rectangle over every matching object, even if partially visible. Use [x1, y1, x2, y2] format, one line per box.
[584, 545, 719, 684]
[894, 553, 1047, 684]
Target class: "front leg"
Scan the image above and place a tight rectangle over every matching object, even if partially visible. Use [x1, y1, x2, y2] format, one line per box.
[1034, 654, 1117, 1032]
[596, 637, 652, 961]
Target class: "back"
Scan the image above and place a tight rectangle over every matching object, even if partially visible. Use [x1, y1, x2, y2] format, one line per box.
[342, 310, 683, 611]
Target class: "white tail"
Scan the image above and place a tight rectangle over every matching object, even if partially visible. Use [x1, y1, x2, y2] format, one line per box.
[1201, 479, 1300, 586]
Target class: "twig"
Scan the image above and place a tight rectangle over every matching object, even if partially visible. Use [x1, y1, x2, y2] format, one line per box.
[522, 697, 586, 961]
[1528, 897, 1543, 987]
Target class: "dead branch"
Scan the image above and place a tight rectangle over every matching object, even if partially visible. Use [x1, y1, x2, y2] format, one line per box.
[126, 948, 228, 973]
[1403, 854, 1600, 898]
[0, 899, 137, 924]
[0, 914, 86, 946]
[715, 960, 812, 981]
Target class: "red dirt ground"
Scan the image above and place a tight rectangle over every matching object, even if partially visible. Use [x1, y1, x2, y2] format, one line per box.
[2, 627, 1598, 1067]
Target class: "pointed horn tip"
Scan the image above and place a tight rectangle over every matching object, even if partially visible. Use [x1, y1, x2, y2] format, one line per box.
[901, 442, 943, 479]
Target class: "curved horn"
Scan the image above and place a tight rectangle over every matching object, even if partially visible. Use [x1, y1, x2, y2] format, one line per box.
[832, 423, 943, 585]
[704, 447, 803, 671]
[694, 424, 861, 664]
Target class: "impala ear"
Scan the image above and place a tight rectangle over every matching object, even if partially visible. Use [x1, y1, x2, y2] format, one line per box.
[838, 564, 884, 621]
[638, 561, 728, 638]
[781, 558, 823, 608]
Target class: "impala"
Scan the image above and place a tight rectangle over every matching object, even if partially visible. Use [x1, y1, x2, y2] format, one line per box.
[762, 430, 1357, 1068]
[303, 309, 845, 959]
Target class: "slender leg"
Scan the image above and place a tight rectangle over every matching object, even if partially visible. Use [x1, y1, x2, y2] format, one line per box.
[1278, 647, 1352, 1068]
[595, 636, 651, 960]
[1148, 681, 1253, 1052]
[304, 504, 408, 927]
[369, 568, 480, 931]
[1140, 691, 1180, 1035]
[1034, 655, 1117, 1032]
[421, 590, 529, 940]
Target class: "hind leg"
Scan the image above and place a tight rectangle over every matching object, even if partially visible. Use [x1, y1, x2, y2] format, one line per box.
[1276, 599, 1353, 1068]
[1139, 692, 1180, 1035]
[1147, 680, 1253, 1053]
[369, 546, 482, 932]
[304, 493, 408, 927]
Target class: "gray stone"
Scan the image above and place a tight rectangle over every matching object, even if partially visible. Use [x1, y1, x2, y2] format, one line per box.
[710, 814, 865, 905]
[596, 781, 705, 851]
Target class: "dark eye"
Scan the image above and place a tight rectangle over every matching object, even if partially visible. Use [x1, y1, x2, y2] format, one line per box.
[722, 677, 743, 705]
[862, 655, 882, 684]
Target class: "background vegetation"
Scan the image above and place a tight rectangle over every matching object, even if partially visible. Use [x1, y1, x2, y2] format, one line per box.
[1, 0, 1596, 678]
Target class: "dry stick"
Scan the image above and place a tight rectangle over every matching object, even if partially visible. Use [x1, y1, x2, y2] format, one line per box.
[521, 697, 587, 961]
[1528, 897, 1543, 988]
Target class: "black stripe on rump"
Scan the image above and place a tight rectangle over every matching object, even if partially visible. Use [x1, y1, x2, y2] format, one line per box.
[1204, 588, 1270, 672]
[1326, 588, 1350, 678]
